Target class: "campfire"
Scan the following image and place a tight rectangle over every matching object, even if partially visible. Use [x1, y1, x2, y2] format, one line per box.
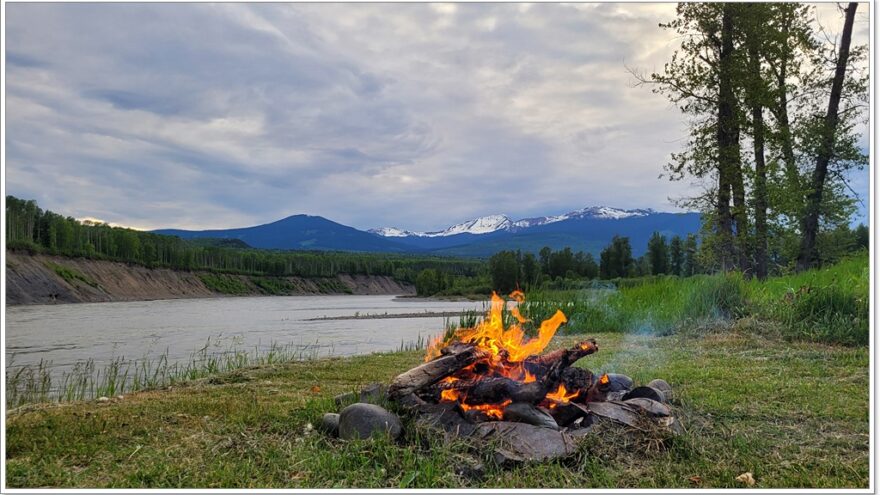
[319, 292, 680, 464]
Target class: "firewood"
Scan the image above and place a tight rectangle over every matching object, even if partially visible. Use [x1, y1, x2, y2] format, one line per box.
[524, 339, 598, 377]
[387, 345, 484, 399]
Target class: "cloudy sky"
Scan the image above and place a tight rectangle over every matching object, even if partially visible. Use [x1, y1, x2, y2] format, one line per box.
[4, 3, 870, 231]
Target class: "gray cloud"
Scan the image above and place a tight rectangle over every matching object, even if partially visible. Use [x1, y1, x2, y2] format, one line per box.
[4, 3, 870, 231]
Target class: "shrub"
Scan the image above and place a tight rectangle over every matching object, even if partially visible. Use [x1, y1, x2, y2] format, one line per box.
[785, 284, 868, 346]
[199, 273, 249, 295]
[44, 261, 99, 288]
[683, 273, 748, 320]
[252, 277, 296, 295]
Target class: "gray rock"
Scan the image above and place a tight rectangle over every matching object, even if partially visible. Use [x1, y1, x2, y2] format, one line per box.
[318, 413, 340, 436]
[338, 403, 403, 440]
[587, 401, 642, 428]
[503, 402, 559, 430]
[333, 391, 357, 406]
[605, 373, 634, 392]
[358, 383, 387, 403]
[334, 382, 388, 407]
[623, 397, 671, 417]
[622, 386, 665, 403]
[647, 379, 673, 402]
[415, 402, 475, 438]
[473, 421, 577, 464]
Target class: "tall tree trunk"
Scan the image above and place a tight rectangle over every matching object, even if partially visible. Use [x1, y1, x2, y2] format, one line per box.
[716, 4, 740, 271]
[731, 157, 749, 272]
[797, 2, 858, 271]
[750, 40, 769, 280]
[773, 12, 800, 189]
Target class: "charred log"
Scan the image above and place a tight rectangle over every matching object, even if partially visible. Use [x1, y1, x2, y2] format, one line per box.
[387, 345, 484, 399]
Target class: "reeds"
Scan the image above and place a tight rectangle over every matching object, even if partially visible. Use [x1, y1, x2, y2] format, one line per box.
[6, 337, 344, 408]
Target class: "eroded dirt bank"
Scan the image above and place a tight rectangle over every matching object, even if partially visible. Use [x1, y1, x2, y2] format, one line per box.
[5, 252, 415, 305]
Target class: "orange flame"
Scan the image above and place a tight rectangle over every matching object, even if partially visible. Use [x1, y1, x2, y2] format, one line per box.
[544, 383, 579, 408]
[460, 399, 512, 420]
[599, 373, 610, 385]
[430, 291, 570, 417]
[425, 291, 567, 366]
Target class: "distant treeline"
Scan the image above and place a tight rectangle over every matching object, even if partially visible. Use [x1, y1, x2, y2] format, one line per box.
[472, 225, 868, 296]
[5, 196, 483, 282]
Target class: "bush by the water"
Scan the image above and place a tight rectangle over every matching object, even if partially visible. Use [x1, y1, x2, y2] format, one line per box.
[526, 254, 867, 346]
[252, 277, 296, 295]
[198, 273, 250, 295]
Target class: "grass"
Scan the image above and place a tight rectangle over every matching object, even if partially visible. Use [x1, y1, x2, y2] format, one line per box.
[251, 277, 297, 295]
[198, 273, 250, 295]
[5, 340, 328, 408]
[6, 329, 868, 488]
[44, 261, 100, 288]
[6, 256, 869, 487]
[522, 253, 868, 346]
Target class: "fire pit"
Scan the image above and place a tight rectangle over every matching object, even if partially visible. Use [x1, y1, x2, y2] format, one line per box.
[320, 292, 680, 464]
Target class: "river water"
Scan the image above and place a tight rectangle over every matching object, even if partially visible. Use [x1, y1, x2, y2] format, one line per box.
[5, 295, 485, 385]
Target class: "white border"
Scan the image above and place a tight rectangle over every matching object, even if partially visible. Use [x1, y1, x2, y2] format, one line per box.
[0, 0, 875, 493]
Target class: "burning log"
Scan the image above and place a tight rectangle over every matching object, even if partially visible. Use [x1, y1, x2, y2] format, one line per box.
[462, 377, 548, 405]
[525, 339, 599, 372]
[387, 344, 484, 400]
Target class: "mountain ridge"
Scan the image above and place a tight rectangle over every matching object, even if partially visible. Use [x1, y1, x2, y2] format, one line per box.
[153, 205, 700, 257]
[368, 206, 659, 238]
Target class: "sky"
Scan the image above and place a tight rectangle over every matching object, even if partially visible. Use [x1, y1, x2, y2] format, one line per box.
[4, 3, 871, 232]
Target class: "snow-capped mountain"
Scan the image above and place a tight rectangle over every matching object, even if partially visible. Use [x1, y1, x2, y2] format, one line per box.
[369, 214, 514, 238]
[155, 205, 700, 257]
[371, 206, 656, 238]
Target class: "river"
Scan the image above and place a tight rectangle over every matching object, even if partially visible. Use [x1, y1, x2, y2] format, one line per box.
[5, 295, 485, 392]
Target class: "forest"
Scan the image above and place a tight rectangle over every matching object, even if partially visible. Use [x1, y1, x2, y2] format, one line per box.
[5, 196, 483, 283]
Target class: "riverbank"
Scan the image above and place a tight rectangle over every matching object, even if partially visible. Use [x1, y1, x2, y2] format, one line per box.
[5, 327, 868, 488]
[5, 252, 414, 305]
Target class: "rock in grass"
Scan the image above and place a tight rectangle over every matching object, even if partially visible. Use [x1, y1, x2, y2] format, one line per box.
[96, 396, 110, 403]
[472, 421, 577, 463]
[622, 386, 665, 403]
[338, 403, 402, 440]
[318, 413, 340, 437]
[334, 383, 388, 407]
[605, 373, 634, 392]
[623, 397, 671, 417]
[647, 379, 673, 401]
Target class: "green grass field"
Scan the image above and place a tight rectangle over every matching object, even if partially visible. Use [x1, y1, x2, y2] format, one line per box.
[6, 255, 870, 488]
[6, 328, 868, 488]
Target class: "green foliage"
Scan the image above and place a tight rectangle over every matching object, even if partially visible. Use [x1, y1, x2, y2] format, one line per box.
[415, 269, 443, 296]
[646, 232, 669, 275]
[488, 251, 519, 293]
[668, 235, 683, 276]
[748, 254, 869, 345]
[6, 196, 483, 283]
[198, 273, 250, 295]
[43, 261, 99, 288]
[682, 273, 747, 321]
[251, 277, 296, 295]
[599, 236, 634, 279]
[544, 254, 866, 346]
